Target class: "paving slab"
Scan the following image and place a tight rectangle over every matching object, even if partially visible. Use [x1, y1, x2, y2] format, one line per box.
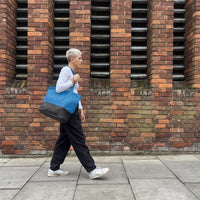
[0, 158, 10, 163]
[63, 156, 121, 163]
[93, 156, 121, 163]
[121, 156, 157, 160]
[74, 184, 135, 200]
[30, 161, 81, 182]
[78, 163, 128, 184]
[0, 167, 39, 189]
[14, 181, 76, 200]
[0, 190, 19, 200]
[162, 160, 200, 183]
[158, 155, 199, 162]
[47, 156, 80, 162]
[1, 155, 200, 200]
[123, 160, 175, 179]
[4, 158, 47, 166]
[130, 179, 199, 200]
[186, 183, 200, 199]
[195, 155, 200, 160]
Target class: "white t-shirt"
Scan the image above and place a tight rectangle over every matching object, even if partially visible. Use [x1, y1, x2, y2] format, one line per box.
[56, 66, 83, 110]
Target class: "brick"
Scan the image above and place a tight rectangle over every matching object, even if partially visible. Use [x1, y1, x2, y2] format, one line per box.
[30, 123, 40, 127]
[113, 119, 124, 123]
[2, 141, 15, 145]
[99, 119, 113, 123]
[155, 124, 166, 128]
[5, 136, 19, 140]
[28, 32, 42, 37]
[170, 128, 184, 133]
[16, 104, 30, 109]
[131, 137, 145, 142]
[141, 133, 155, 137]
[76, 19, 90, 24]
[28, 50, 42, 54]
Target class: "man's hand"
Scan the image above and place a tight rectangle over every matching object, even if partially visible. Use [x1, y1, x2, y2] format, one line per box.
[79, 110, 85, 122]
[72, 74, 80, 84]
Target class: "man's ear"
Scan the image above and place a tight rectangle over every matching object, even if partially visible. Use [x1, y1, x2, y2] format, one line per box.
[70, 57, 74, 62]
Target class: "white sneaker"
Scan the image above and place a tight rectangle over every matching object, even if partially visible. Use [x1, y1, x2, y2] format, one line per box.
[89, 167, 109, 180]
[48, 169, 69, 177]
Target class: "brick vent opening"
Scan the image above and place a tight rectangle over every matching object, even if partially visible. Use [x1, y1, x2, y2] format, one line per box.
[91, 0, 110, 78]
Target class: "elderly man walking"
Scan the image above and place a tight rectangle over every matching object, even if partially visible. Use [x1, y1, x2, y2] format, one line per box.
[48, 48, 109, 180]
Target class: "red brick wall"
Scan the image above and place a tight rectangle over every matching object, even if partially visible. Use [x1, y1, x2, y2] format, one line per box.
[147, 0, 174, 150]
[0, 0, 199, 155]
[0, 0, 17, 153]
[185, 0, 200, 87]
[0, 0, 17, 86]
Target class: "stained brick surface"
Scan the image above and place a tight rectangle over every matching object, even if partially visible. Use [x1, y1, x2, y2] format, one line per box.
[0, 0, 199, 155]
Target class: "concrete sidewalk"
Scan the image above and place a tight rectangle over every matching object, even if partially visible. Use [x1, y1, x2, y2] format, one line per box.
[0, 154, 200, 200]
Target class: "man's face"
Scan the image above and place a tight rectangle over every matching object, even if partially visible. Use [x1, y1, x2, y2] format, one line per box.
[71, 54, 83, 68]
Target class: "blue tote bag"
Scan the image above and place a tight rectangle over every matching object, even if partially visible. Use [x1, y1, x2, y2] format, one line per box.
[39, 85, 81, 123]
[39, 66, 81, 123]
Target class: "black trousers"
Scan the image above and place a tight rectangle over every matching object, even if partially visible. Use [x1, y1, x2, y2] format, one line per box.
[50, 108, 96, 173]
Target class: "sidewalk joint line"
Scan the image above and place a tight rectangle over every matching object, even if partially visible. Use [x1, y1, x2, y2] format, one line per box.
[121, 159, 137, 200]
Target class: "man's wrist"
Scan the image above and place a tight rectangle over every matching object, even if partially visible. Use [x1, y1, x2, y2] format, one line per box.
[79, 109, 84, 114]
[71, 77, 75, 85]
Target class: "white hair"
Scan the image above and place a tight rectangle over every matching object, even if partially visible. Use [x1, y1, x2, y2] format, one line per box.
[66, 48, 82, 62]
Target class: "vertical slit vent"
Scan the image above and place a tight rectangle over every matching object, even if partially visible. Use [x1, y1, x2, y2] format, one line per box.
[91, 0, 110, 78]
[53, 0, 70, 80]
[16, 0, 28, 80]
[131, 0, 148, 80]
[173, 0, 185, 81]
